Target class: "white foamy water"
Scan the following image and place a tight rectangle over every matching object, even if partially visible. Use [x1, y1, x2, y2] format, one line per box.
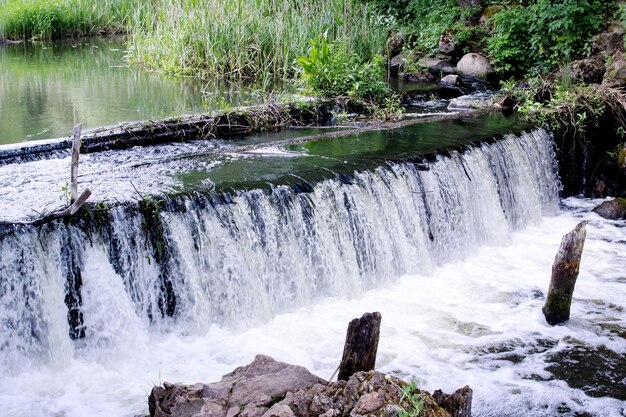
[0, 198, 624, 417]
[0, 130, 623, 417]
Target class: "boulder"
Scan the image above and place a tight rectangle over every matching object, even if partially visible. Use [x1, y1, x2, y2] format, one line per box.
[569, 59, 605, 84]
[602, 59, 626, 88]
[448, 94, 499, 111]
[592, 198, 626, 220]
[418, 55, 456, 74]
[389, 52, 410, 76]
[149, 355, 324, 417]
[386, 33, 405, 59]
[146, 357, 472, 417]
[439, 31, 457, 55]
[440, 74, 461, 86]
[590, 26, 624, 58]
[456, 53, 494, 81]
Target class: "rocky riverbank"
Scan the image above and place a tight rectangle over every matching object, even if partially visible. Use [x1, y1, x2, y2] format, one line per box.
[146, 355, 471, 417]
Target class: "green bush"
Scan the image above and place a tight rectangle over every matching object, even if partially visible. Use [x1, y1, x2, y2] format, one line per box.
[487, 0, 612, 75]
[297, 30, 391, 101]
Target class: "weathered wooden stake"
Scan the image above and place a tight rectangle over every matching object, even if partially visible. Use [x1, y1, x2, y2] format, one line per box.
[338, 311, 381, 381]
[542, 221, 588, 325]
[56, 188, 92, 218]
[70, 123, 82, 203]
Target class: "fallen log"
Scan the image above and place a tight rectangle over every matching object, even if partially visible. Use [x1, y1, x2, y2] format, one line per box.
[542, 221, 588, 325]
[338, 311, 382, 381]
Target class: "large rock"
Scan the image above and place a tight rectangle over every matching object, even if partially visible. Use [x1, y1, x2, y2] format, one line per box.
[569, 59, 605, 84]
[592, 198, 626, 220]
[386, 33, 405, 59]
[602, 59, 626, 88]
[147, 357, 472, 417]
[389, 52, 410, 76]
[590, 26, 624, 58]
[448, 94, 499, 111]
[149, 355, 323, 417]
[456, 53, 493, 81]
[439, 31, 457, 55]
[418, 54, 457, 75]
[440, 74, 461, 86]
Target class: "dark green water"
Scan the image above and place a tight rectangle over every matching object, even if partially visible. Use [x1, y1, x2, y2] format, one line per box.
[0, 38, 265, 145]
[177, 113, 526, 192]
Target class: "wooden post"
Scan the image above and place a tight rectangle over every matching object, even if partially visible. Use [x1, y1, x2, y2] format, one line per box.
[70, 123, 82, 203]
[337, 312, 381, 381]
[542, 221, 587, 325]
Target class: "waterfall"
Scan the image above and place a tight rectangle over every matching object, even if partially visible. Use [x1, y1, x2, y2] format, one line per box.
[0, 128, 560, 374]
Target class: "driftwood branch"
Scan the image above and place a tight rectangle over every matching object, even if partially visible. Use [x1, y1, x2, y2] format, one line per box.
[57, 188, 92, 217]
[542, 221, 588, 325]
[338, 312, 381, 381]
[70, 123, 82, 203]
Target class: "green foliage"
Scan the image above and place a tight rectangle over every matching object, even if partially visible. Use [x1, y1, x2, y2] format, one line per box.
[486, 0, 612, 75]
[128, 0, 387, 81]
[297, 30, 391, 101]
[60, 180, 71, 206]
[0, 0, 136, 40]
[398, 381, 425, 417]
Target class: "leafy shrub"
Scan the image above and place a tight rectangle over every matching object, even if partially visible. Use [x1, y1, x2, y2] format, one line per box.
[487, 0, 612, 75]
[297, 30, 391, 101]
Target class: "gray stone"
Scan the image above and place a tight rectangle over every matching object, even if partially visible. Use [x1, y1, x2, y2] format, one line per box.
[456, 53, 493, 80]
[386, 33, 404, 59]
[590, 26, 624, 58]
[439, 31, 456, 55]
[602, 60, 626, 88]
[592, 198, 626, 220]
[418, 55, 456, 74]
[389, 52, 409, 76]
[440, 74, 461, 86]
[448, 94, 499, 111]
[262, 404, 295, 417]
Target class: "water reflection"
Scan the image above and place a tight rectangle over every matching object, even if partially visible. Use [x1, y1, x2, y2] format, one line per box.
[0, 37, 270, 145]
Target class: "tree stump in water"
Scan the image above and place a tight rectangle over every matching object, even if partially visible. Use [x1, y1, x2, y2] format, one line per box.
[433, 386, 473, 417]
[338, 312, 381, 381]
[542, 221, 588, 325]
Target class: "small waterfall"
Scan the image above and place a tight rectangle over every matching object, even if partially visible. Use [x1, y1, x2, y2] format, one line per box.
[0, 128, 560, 373]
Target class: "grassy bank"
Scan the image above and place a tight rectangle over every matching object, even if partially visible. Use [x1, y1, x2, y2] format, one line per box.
[126, 0, 387, 81]
[0, 0, 139, 40]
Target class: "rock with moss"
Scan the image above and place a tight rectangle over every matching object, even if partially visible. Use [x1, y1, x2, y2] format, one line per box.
[386, 33, 405, 59]
[146, 355, 472, 417]
[569, 59, 605, 84]
[590, 26, 624, 59]
[602, 59, 626, 87]
[592, 198, 626, 220]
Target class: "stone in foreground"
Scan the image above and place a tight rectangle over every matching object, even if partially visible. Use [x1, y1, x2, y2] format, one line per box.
[147, 355, 471, 417]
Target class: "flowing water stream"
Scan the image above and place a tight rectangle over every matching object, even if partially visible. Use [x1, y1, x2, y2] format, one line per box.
[0, 40, 624, 417]
[0, 116, 624, 416]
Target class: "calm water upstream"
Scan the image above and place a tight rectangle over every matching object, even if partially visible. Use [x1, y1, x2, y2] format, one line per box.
[0, 38, 268, 145]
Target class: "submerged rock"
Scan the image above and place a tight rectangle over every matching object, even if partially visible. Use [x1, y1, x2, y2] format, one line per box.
[147, 355, 471, 417]
[592, 198, 626, 220]
[441, 74, 461, 86]
[456, 53, 494, 81]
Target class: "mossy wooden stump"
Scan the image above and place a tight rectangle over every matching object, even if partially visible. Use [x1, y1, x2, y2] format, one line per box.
[542, 221, 588, 325]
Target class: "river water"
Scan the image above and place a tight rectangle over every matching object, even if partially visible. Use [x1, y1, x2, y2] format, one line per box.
[0, 40, 624, 417]
[0, 38, 270, 145]
[0, 120, 624, 416]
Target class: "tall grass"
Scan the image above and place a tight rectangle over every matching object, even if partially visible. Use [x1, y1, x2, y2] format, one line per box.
[0, 0, 388, 82]
[126, 0, 388, 81]
[0, 0, 138, 40]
